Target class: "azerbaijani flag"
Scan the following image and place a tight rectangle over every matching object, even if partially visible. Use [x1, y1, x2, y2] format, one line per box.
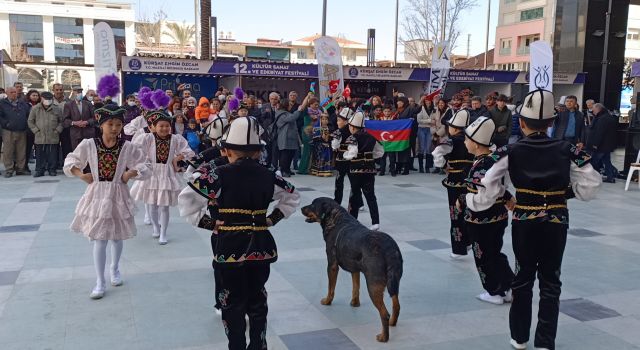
[364, 119, 413, 152]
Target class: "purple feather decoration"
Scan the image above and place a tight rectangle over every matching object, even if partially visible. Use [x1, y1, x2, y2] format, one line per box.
[139, 89, 156, 110]
[234, 87, 244, 101]
[138, 86, 152, 97]
[97, 74, 120, 99]
[228, 97, 239, 111]
[151, 89, 171, 109]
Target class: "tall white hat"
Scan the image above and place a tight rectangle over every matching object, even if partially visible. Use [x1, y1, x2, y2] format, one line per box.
[518, 89, 556, 120]
[348, 111, 366, 128]
[339, 107, 354, 120]
[464, 117, 495, 146]
[221, 116, 263, 151]
[447, 109, 471, 129]
[206, 115, 229, 141]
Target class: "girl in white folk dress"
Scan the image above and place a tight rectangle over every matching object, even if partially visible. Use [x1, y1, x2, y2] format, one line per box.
[64, 105, 151, 299]
[131, 110, 195, 245]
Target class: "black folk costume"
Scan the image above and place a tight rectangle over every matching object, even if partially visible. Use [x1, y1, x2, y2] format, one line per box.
[460, 117, 514, 302]
[331, 108, 353, 205]
[343, 112, 384, 228]
[181, 117, 300, 350]
[432, 109, 474, 256]
[474, 90, 601, 350]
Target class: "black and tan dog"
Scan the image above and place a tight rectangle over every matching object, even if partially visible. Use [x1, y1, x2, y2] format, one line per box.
[301, 197, 403, 342]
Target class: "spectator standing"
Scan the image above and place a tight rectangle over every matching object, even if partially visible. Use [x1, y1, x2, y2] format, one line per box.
[490, 94, 513, 147]
[416, 95, 435, 173]
[27, 91, 63, 177]
[395, 96, 419, 175]
[0, 87, 31, 177]
[275, 95, 308, 177]
[297, 96, 322, 175]
[588, 103, 619, 183]
[25, 90, 41, 167]
[551, 95, 585, 147]
[378, 105, 399, 176]
[431, 99, 451, 174]
[469, 96, 491, 123]
[122, 94, 141, 141]
[52, 83, 71, 167]
[63, 86, 95, 151]
[261, 92, 280, 167]
[14, 82, 26, 101]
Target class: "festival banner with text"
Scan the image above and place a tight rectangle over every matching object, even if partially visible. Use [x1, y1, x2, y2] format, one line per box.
[429, 41, 450, 96]
[314, 36, 345, 101]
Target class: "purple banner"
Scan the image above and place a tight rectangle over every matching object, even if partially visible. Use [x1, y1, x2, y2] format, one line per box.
[210, 61, 317, 78]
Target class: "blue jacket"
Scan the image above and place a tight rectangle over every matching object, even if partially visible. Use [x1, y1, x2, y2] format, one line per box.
[0, 98, 31, 131]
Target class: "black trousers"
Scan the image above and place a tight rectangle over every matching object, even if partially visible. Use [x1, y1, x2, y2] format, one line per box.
[269, 142, 280, 170]
[447, 187, 469, 255]
[467, 220, 514, 296]
[35, 144, 59, 174]
[379, 152, 398, 174]
[510, 221, 567, 350]
[347, 173, 379, 225]
[278, 149, 296, 175]
[219, 264, 271, 350]
[25, 129, 35, 166]
[59, 128, 72, 168]
[334, 163, 349, 205]
[211, 235, 222, 310]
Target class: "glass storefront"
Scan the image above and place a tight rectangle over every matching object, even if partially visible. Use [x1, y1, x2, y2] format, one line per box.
[54, 17, 85, 65]
[9, 15, 44, 62]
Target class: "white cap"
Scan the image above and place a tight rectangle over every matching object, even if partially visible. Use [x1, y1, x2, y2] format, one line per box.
[464, 117, 495, 147]
[348, 111, 366, 128]
[518, 89, 556, 120]
[338, 107, 354, 120]
[221, 116, 263, 151]
[206, 115, 229, 141]
[447, 109, 471, 129]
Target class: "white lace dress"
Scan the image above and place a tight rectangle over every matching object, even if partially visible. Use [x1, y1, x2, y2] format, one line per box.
[63, 138, 151, 241]
[130, 133, 195, 206]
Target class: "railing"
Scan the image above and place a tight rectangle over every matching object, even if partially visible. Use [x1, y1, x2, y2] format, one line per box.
[499, 47, 512, 55]
[516, 46, 530, 55]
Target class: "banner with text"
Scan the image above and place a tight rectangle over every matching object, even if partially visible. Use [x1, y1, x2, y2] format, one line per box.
[529, 41, 553, 92]
[314, 36, 345, 101]
[93, 22, 117, 84]
[345, 66, 427, 81]
[209, 61, 317, 78]
[429, 41, 450, 95]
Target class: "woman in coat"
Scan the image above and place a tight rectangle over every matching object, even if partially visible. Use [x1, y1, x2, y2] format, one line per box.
[27, 91, 64, 177]
[275, 94, 309, 177]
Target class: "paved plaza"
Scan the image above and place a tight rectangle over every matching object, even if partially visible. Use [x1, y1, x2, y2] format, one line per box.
[1, 159, 639, 350]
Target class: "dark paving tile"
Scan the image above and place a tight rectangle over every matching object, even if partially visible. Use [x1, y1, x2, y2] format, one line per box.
[394, 183, 419, 188]
[281, 328, 360, 350]
[569, 229, 604, 237]
[407, 239, 450, 251]
[0, 224, 41, 233]
[33, 179, 60, 184]
[297, 187, 315, 192]
[0, 271, 20, 286]
[560, 298, 621, 321]
[19, 197, 52, 203]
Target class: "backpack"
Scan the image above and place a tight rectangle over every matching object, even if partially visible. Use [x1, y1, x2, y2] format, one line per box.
[185, 130, 201, 151]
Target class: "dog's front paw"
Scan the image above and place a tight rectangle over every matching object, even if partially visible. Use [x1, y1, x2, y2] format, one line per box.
[376, 333, 389, 342]
[350, 298, 360, 307]
[320, 297, 333, 306]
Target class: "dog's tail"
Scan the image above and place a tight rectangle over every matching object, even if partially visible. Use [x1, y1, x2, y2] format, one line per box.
[385, 246, 403, 297]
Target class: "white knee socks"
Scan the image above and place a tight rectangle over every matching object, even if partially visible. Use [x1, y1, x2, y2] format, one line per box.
[110, 239, 123, 274]
[144, 204, 151, 224]
[149, 204, 160, 237]
[159, 205, 170, 243]
[93, 240, 108, 290]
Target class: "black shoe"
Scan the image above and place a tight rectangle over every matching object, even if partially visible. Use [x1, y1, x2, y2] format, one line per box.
[402, 168, 410, 175]
[391, 171, 397, 177]
[4, 172, 14, 178]
[379, 172, 385, 176]
[603, 178, 616, 183]
[33, 172, 44, 178]
[49, 171, 58, 176]
[15, 169, 31, 176]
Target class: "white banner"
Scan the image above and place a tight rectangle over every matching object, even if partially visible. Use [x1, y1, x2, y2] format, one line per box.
[345, 66, 415, 81]
[55, 36, 83, 45]
[314, 36, 344, 101]
[529, 41, 553, 92]
[429, 41, 450, 95]
[93, 22, 118, 84]
[122, 56, 214, 74]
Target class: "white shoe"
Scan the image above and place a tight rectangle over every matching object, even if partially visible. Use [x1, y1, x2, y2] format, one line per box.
[152, 231, 160, 238]
[214, 308, 222, 316]
[467, 244, 472, 251]
[158, 238, 168, 245]
[510, 339, 527, 349]
[450, 252, 465, 260]
[359, 206, 366, 212]
[535, 348, 550, 350]
[503, 289, 513, 303]
[110, 270, 123, 287]
[144, 216, 151, 225]
[90, 286, 105, 299]
[369, 224, 380, 231]
[476, 292, 504, 305]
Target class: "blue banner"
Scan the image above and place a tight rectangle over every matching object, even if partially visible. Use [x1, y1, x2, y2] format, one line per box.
[210, 61, 317, 78]
[122, 72, 217, 99]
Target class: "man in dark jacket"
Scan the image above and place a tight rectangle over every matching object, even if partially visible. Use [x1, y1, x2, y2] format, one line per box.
[63, 86, 95, 151]
[469, 96, 491, 123]
[551, 95, 585, 146]
[490, 94, 513, 147]
[260, 92, 280, 167]
[0, 87, 31, 177]
[588, 103, 618, 183]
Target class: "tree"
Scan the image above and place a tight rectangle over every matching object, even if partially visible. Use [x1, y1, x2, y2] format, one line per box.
[136, 10, 167, 49]
[163, 22, 195, 57]
[200, 0, 211, 59]
[400, 0, 478, 67]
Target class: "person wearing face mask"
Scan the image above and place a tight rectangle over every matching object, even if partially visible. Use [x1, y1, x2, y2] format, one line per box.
[122, 94, 141, 141]
[28, 91, 64, 177]
[63, 86, 95, 150]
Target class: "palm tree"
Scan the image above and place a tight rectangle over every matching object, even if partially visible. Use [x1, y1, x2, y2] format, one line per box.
[163, 22, 195, 57]
[200, 0, 211, 59]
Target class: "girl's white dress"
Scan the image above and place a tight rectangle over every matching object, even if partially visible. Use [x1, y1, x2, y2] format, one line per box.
[123, 115, 148, 140]
[130, 133, 195, 206]
[64, 138, 151, 241]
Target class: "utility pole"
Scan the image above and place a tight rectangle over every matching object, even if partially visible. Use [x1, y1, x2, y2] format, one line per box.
[322, 0, 327, 36]
[467, 34, 471, 58]
[394, 0, 399, 66]
[484, 0, 491, 69]
[194, 0, 200, 58]
[440, 0, 446, 42]
[600, 0, 613, 104]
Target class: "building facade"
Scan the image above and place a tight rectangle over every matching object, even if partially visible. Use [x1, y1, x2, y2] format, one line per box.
[287, 34, 367, 65]
[0, 0, 135, 91]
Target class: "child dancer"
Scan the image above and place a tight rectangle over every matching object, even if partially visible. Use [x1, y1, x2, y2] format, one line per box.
[457, 117, 514, 305]
[331, 107, 353, 204]
[64, 104, 150, 299]
[186, 116, 300, 349]
[471, 90, 601, 350]
[310, 113, 334, 177]
[131, 92, 195, 244]
[432, 109, 474, 259]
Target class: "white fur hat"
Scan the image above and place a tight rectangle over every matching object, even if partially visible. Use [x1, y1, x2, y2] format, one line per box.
[221, 116, 262, 151]
[348, 111, 366, 128]
[447, 109, 471, 129]
[339, 107, 354, 120]
[465, 117, 495, 147]
[518, 89, 556, 120]
[206, 115, 229, 141]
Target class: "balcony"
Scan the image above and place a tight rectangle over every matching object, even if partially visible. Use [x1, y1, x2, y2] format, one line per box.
[499, 47, 512, 56]
[516, 46, 530, 55]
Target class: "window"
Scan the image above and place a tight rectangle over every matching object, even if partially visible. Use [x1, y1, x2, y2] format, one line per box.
[628, 31, 639, 40]
[61, 69, 81, 91]
[504, 0, 515, 3]
[96, 20, 126, 57]
[297, 48, 307, 59]
[9, 14, 44, 62]
[347, 49, 357, 61]
[520, 7, 543, 21]
[54, 17, 85, 65]
[499, 39, 512, 55]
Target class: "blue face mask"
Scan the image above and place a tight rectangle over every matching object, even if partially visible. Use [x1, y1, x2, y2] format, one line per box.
[75, 93, 83, 101]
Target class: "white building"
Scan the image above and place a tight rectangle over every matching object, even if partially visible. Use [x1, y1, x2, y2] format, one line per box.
[0, 0, 135, 91]
[287, 34, 368, 65]
[626, 5, 640, 60]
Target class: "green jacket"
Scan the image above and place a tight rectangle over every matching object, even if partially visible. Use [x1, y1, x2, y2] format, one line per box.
[490, 106, 513, 140]
[28, 103, 64, 145]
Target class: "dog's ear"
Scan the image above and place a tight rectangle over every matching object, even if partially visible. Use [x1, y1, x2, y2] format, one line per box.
[318, 198, 335, 220]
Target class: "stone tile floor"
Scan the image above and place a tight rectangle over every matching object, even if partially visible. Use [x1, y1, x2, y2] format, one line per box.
[0, 158, 639, 349]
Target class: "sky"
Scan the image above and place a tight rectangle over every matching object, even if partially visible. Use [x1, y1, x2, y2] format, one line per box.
[127, 0, 499, 60]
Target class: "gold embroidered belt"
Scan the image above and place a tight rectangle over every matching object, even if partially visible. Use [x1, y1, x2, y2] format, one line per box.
[218, 225, 269, 231]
